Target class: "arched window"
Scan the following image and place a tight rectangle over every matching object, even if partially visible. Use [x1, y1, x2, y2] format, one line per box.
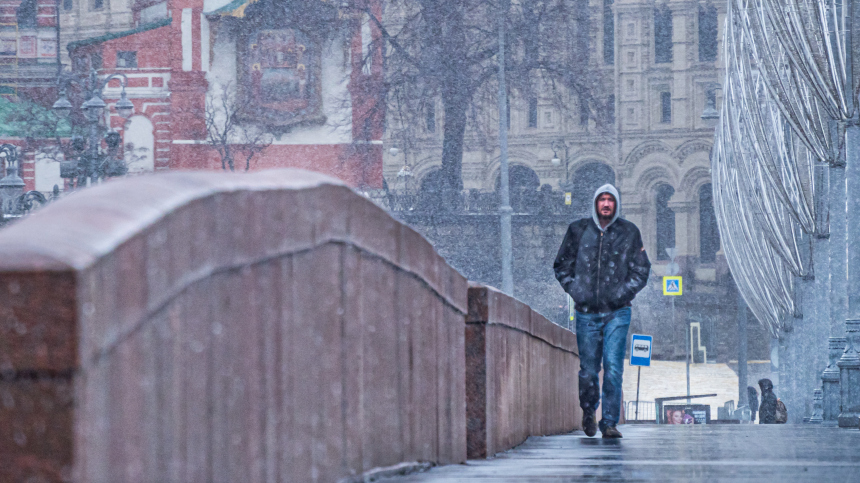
[416, 169, 445, 211]
[699, 183, 719, 262]
[496, 165, 540, 212]
[569, 162, 615, 219]
[123, 115, 155, 174]
[655, 183, 675, 261]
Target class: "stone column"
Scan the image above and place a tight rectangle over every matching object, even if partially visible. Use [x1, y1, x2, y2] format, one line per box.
[778, 326, 793, 421]
[798, 261, 817, 420]
[810, 389, 824, 424]
[822, 337, 846, 425]
[840, 2, 859, 428]
[737, 291, 748, 409]
[837, 319, 860, 427]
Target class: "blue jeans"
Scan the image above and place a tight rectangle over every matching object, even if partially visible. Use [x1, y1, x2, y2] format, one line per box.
[575, 307, 631, 430]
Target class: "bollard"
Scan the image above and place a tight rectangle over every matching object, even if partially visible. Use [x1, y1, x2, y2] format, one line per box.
[822, 337, 846, 424]
[809, 389, 824, 424]
[837, 320, 860, 427]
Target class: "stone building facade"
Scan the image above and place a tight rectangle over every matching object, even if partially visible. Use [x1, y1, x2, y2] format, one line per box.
[0, 0, 61, 97]
[384, 0, 772, 362]
[51, 0, 385, 188]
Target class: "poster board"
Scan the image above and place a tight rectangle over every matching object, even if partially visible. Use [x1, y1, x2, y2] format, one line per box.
[663, 404, 711, 424]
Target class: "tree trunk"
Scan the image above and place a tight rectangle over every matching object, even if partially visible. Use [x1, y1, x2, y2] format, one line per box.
[436, 1, 469, 212]
[440, 89, 468, 210]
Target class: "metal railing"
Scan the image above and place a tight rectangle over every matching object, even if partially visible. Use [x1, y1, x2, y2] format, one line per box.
[625, 400, 655, 421]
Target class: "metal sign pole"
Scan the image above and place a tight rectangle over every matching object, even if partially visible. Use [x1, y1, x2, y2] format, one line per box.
[630, 334, 653, 420]
[635, 366, 642, 420]
[682, 298, 690, 404]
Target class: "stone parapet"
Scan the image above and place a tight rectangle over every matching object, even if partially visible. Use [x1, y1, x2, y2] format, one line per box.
[0, 169, 468, 482]
[465, 283, 579, 458]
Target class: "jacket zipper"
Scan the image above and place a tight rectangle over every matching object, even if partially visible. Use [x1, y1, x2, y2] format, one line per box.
[596, 231, 604, 304]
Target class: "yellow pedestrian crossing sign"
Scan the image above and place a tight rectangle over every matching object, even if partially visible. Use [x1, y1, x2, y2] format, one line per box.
[663, 276, 682, 296]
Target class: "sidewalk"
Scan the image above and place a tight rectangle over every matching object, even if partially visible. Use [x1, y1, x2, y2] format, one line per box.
[382, 425, 860, 482]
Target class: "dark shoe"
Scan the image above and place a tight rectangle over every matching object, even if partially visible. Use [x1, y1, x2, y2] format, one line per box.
[582, 409, 597, 437]
[601, 426, 623, 438]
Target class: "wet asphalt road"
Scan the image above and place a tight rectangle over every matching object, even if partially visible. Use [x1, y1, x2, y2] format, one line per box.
[382, 424, 860, 482]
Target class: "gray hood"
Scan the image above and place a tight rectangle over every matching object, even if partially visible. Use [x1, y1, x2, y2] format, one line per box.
[592, 183, 620, 231]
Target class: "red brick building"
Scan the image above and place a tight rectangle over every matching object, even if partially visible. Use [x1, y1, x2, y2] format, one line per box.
[67, 0, 384, 188]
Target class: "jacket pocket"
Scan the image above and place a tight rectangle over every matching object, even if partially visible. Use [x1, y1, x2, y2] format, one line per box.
[566, 275, 591, 305]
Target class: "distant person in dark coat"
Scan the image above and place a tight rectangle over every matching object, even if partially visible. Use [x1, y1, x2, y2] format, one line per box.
[758, 378, 777, 424]
[748, 386, 759, 422]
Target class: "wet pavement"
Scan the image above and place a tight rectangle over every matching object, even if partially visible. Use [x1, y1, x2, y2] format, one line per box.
[382, 424, 860, 482]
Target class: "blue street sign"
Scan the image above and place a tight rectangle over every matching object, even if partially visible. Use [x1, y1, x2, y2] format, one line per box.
[630, 334, 653, 367]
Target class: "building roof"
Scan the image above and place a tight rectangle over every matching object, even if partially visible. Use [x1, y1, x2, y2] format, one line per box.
[67, 18, 172, 52]
[205, 0, 257, 16]
[0, 97, 71, 138]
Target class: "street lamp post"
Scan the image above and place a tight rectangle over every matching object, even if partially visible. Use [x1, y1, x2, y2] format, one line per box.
[52, 69, 134, 188]
[0, 144, 24, 216]
[551, 139, 570, 187]
[0, 144, 49, 222]
[498, 0, 513, 295]
[396, 159, 414, 211]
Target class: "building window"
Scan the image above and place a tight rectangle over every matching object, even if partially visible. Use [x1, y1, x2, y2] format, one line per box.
[654, 6, 673, 64]
[579, 94, 589, 125]
[607, 95, 615, 125]
[116, 51, 137, 68]
[16, 0, 36, 28]
[656, 183, 676, 261]
[91, 52, 103, 70]
[528, 98, 538, 128]
[425, 102, 435, 133]
[603, 0, 614, 65]
[699, 3, 718, 62]
[660, 91, 671, 123]
[627, 79, 635, 92]
[93, 0, 103, 10]
[63, 0, 73, 11]
[699, 183, 719, 263]
[139, 2, 168, 23]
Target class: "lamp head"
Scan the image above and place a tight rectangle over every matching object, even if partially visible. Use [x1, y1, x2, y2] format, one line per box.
[52, 93, 73, 119]
[397, 165, 413, 178]
[82, 94, 106, 122]
[115, 90, 134, 119]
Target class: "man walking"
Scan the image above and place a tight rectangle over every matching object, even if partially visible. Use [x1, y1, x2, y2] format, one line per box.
[553, 184, 651, 438]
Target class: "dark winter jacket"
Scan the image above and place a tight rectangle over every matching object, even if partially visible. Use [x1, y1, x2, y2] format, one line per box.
[748, 386, 759, 422]
[758, 378, 778, 424]
[553, 184, 651, 314]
